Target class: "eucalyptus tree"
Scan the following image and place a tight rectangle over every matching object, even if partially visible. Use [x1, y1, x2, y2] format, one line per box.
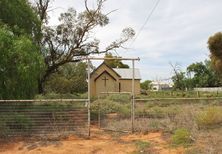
[34, 0, 135, 93]
[104, 53, 129, 68]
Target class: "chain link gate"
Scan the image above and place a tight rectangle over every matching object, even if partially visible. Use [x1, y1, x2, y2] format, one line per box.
[94, 92, 132, 132]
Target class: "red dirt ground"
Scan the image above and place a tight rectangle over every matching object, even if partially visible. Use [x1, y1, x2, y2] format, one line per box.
[0, 128, 184, 154]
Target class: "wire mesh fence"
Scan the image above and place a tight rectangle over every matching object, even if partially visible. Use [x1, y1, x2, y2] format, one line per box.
[134, 97, 222, 132]
[92, 94, 222, 133]
[3, 95, 221, 140]
[0, 99, 89, 139]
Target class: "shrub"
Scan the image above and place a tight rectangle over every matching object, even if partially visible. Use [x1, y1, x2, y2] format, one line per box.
[172, 128, 192, 147]
[0, 113, 33, 137]
[196, 106, 222, 129]
[134, 140, 151, 153]
[91, 99, 122, 114]
[149, 106, 165, 118]
[105, 94, 131, 103]
[91, 99, 131, 121]
[118, 105, 131, 118]
[0, 118, 8, 137]
[8, 114, 33, 130]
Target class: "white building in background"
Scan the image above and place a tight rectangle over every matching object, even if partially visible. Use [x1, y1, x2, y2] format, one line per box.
[151, 81, 173, 91]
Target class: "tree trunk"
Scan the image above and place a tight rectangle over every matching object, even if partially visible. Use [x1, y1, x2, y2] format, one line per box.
[37, 64, 60, 94]
[38, 77, 45, 94]
[37, 60, 79, 94]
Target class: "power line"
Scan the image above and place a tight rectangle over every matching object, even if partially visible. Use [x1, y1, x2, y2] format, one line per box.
[129, 0, 161, 47]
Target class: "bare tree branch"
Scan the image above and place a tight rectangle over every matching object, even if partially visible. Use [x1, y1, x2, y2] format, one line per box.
[35, 0, 50, 23]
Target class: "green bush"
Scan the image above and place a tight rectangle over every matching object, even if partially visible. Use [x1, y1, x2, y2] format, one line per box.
[91, 99, 131, 118]
[91, 99, 121, 114]
[196, 106, 222, 128]
[172, 128, 192, 147]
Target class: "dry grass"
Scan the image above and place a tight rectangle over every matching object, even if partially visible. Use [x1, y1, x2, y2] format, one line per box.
[98, 98, 222, 153]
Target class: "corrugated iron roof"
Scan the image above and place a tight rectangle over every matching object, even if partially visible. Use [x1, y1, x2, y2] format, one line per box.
[113, 68, 141, 80]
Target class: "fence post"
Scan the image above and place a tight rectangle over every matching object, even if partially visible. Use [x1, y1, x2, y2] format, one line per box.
[98, 96, 101, 129]
[87, 57, 91, 137]
[197, 91, 200, 97]
[131, 60, 135, 133]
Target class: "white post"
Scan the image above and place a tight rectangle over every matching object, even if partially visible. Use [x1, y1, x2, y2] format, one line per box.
[131, 60, 135, 133]
[87, 57, 91, 137]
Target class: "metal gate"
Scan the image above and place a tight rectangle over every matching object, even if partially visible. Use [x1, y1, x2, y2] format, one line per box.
[94, 92, 132, 132]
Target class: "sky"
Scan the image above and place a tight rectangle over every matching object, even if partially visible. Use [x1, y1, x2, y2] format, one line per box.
[46, 0, 222, 81]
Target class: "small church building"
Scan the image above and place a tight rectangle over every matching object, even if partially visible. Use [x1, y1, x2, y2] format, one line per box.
[90, 62, 141, 96]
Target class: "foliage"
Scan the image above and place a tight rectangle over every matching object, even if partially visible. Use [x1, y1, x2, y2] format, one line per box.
[196, 106, 222, 129]
[91, 99, 122, 114]
[104, 52, 129, 68]
[45, 62, 87, 94]
[0, 0, 41, 40]
[91, 98, 130, 119]
[171, 60, 222, 90]
[172, 72, 187, 90]
[172, 128, 192, 147]
[208, 32, 222, 74]
[140, 80, 152, 90]
[104, 94, 131, 104]
[0, 0, 44, 99]
[187, 61, 222, 88]
[134, 140, 151, 153]
[0, 113, 33, 137]
[0, 26, 44, 99]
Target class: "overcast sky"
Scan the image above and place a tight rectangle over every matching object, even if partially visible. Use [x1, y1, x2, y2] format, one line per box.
[47, 0, 222, 81]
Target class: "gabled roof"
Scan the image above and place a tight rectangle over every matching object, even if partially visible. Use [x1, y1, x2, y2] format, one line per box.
[91, 62, 141, 80]
[113, 68, 141, 80]
[90, 62, 121, 77]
